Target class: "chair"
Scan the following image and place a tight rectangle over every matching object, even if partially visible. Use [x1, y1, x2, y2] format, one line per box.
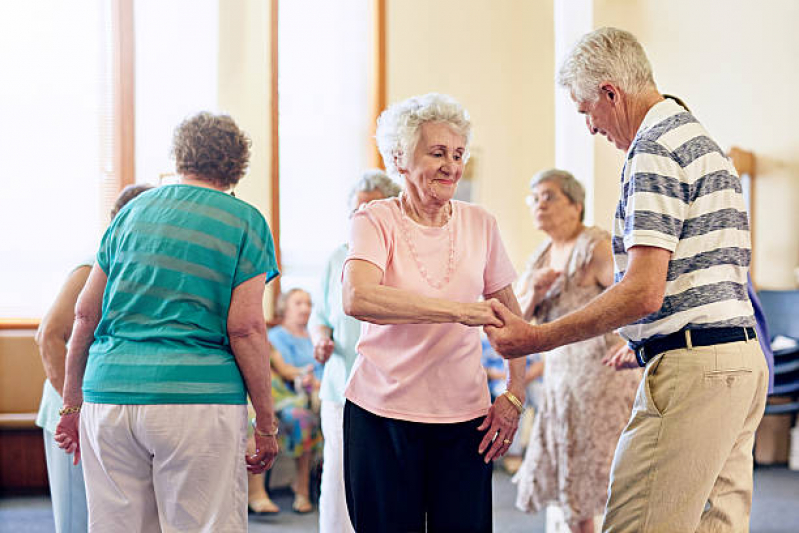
[758, 290, 799, 415]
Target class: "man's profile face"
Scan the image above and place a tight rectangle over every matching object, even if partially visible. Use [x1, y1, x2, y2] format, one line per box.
[572, 89, 630, 152]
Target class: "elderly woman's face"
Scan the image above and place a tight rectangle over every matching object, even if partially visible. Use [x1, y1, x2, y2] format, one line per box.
[401, 122, 465, 204]
[528, 181, 582, 234]
[284, 290, 312, 328]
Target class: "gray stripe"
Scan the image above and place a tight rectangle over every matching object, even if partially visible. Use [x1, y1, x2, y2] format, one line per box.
[623, 173, 689, 203]
[131, 222, 238, 258]
[681, 209, 749, 238]
[98, 352, 234, 366]
[612, 236, 625, 255]
[629, 139, 674, 160]
[113, 279, 223, 315]
[692, 171, 742, 200]
[117, 250, 227, 284]
[636, 281, 749, 325]
[625, 210, 682, 238]
[666, 247, 751, 281]
[673, 136, 725, 167]
[644, 112, 697, 142]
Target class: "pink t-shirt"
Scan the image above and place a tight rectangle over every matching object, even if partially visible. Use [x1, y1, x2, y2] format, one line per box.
[344, 197, 517, 423]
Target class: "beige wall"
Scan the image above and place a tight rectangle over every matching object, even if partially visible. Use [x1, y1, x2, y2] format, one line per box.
[386, 0, 556, 272]
[217, 0, 276, 313]
[594, 0, 799, 288]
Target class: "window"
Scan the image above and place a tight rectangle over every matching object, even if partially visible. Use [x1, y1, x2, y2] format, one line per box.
[0, 1, 110, 318]
[277, 0, 375, 293]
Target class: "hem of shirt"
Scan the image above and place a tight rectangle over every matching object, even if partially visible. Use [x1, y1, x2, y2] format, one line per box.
[344, 395, 490, 424]
[342, 255, 385, 277]
[83, 392, 247, 405]
[235, 267, 280, 288]
[623, 232, 678, 253]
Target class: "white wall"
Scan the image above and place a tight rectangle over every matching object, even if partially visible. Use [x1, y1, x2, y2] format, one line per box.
[594, 0, 799, 288]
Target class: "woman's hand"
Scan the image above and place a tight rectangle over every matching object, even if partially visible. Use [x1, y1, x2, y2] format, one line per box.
[247, 433, 279, 474]
[313, 337, 334, 364]
[531, 268, 560, 305]
[602, 343, 638, 370]
[459, 299, 504, 327]
[54, 412, 81, 465]
[477, 394, 520, 463]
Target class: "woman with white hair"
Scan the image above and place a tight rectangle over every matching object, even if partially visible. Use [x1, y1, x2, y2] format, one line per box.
[309, 169, 400, 533]
[341, 93, 526, 532]
[512, 169, 639, 533]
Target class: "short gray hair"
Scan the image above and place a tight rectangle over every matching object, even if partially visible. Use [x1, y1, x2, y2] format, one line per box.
[557, 27, 656, 104]
[348, 169, 401, 209]
[530, 169, 586, 222]
[375, 93, 472, 182]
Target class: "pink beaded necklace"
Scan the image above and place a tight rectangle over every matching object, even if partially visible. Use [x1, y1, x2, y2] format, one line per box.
[398, 193, 456, 290]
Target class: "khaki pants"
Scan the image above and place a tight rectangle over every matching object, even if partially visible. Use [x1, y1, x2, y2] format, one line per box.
[602, 337, 768, 533]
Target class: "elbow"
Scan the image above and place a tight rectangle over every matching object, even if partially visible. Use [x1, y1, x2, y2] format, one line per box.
[228, 319, 267, 341]
[342, 283, 361, 318]
[638, 290, 664, 317]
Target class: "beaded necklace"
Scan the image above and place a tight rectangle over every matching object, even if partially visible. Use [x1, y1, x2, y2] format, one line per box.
[398, 193, 455, 290]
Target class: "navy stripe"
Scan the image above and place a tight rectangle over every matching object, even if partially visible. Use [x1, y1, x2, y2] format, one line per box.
[681, 209, 749, 238]
[612, 236, 625, 255]
[624, 173, 689, 204]
[666, 247, 751, 281]
[625, 210, 682, 238]
[691, 171, 742, 201]
[630, 139, 674, 159]
[636, 281, 749, 325]
[673, 136, 725, 167]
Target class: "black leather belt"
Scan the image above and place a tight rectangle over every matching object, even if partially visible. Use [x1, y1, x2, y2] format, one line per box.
[635, 327, 756, 367]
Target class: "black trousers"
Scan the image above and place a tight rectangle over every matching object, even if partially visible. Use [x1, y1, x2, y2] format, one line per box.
[343, 400, 493, 533]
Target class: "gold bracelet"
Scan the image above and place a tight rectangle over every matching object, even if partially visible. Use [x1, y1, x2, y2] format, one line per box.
[502, 391, 524, 415]
[58, 405, 82, 416]
[251, 418, 279, 437]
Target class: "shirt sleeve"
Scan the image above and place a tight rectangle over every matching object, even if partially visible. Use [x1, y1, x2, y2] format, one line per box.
[233, 211, 280, 287]
[622, 141, 688, 253]
[483, 214, 517, 295]
[309, 252, 334, 330]
[344, 208, 390, 275]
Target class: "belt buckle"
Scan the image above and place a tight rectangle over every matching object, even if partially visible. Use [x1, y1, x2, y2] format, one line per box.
[635, 346, 647, 367]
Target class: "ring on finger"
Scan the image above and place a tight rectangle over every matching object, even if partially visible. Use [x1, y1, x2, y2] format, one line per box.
[503, 438, 511, 445]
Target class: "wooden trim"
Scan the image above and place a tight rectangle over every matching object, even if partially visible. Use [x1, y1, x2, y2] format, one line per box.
[113, 0, 135, 189]
[0, 320, 39, 331]
[370, 0, 387, 169]
[728, 147, 756, 280]
[270, 0, 281, 301]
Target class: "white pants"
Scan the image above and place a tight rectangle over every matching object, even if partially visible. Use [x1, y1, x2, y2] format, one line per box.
[319, 400, 355, 533]
[43, 427, 88, 533]
[80, 403, 248, 533]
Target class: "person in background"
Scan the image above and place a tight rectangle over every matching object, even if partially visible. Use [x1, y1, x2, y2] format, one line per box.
[487, 28, 767, 532]
[511, 169, 640, 533]
[54, 112, 280, 532]
[309, 169, 400, 533]
[252, 288, 323, 514]
[35, 183, 152, 533]
[342, 92, 526, 532]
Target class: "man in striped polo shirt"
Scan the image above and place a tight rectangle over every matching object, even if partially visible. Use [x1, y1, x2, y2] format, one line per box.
[486, 27, 768, 531]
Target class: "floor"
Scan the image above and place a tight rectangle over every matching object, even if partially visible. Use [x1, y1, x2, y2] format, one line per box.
[1, 466, 797, 532]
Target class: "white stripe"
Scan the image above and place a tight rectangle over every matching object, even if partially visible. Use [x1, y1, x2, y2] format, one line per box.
[620, 299, 754, 343]
[672, 228, 750, 260]
[658, 121, 707, 152]
[627, 150, 682, 178]
[664, 264, 750, 297]
[691, 187, 748, 216]
[630, 191, 685, 219]
[683, 151, 737, 180]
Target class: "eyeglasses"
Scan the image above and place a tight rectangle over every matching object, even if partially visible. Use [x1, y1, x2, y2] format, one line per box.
[525, 191, 561, 206]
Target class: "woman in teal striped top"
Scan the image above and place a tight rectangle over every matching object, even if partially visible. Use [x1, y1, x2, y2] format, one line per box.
[55, 112, 280, 532]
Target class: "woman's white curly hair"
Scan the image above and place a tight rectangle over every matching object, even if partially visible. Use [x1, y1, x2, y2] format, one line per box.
[375, 93, 472, 182]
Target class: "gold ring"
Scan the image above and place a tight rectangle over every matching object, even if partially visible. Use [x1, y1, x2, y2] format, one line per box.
[503, 439, 511, 445]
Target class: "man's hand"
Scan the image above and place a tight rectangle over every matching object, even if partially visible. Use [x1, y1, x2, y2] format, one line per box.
[602, 343, 639, 370]
[313, 338, 334, 364]
[484, 301, 541, 359]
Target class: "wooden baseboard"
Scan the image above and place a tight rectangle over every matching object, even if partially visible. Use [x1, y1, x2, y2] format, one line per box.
[0, 429, 49, 494]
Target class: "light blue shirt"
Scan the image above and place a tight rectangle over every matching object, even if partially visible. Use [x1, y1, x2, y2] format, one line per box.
[309, 244, 363, 404]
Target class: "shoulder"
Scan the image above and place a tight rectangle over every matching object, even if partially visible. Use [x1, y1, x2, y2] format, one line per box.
[354, 197, 399, 222]
[454, 201, 497, 227]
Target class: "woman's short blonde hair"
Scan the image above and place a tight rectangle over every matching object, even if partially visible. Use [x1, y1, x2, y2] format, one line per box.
[375, 93, 472, 182]
[171, 112, 252, 188]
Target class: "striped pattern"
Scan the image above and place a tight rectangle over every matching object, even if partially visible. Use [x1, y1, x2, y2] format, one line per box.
[614, 99, 754, 347]
[83, 185, 279, 405]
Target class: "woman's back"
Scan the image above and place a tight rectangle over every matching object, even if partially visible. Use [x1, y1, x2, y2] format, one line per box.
[83, 184, 278, 405]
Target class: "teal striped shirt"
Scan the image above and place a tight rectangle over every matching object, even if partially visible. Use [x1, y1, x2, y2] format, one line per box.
[83, 185, 279, 405]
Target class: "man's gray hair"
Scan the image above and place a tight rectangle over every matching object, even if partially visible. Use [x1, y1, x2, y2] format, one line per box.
[530, 169, 586, 222]
[557, 27, 656, 104]
[348, 169, 401, 209]
[375, 93, 472, 182]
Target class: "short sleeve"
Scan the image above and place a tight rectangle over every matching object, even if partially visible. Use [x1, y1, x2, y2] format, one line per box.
[623, 142, 688, 253]
[345, 209, 390, 274]
[95, 218, 120, 275]
[233, 211, 280, 287]
[483, 215, 517, 295]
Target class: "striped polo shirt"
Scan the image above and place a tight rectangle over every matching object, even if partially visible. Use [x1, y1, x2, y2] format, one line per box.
[83, 184, 279, 404]
[613, 98, 755, 347]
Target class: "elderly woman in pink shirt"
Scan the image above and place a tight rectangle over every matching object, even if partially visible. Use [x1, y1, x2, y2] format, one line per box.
[342, 93, 526, 532]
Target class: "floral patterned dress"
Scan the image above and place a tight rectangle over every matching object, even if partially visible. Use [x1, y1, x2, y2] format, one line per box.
[513, 226, 641, 527]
